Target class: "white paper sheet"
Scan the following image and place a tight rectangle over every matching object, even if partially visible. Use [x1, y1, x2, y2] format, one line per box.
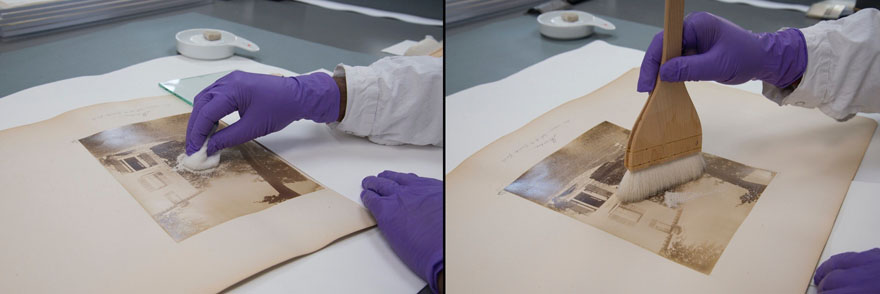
[293, 0, 442, 26]
[446, 41, 647, 173]
[716, 0, 810, 13]
[381, 39, 418, 56]
[0, 55, 437, 293]
[854, 113, 880, 183]
[805, 181, 880, 294]
[0, 0, 59, 9]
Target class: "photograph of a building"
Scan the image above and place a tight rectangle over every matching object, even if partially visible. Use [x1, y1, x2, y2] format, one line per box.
[80, 113, 323, 242]
[505, 121, 775, 274]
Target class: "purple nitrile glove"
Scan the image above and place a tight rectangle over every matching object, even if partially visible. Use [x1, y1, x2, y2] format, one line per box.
[814, 248, 880, 294]
[637, 12, 807, 92]
[185, 70, 340, 156]
[361, 171, 443, 293]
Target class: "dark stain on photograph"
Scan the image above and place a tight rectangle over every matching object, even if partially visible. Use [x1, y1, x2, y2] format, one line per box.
[504, 121, 776, 274]
[80, 113, 323, 242]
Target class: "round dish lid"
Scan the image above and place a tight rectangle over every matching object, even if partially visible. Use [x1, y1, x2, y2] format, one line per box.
[537, 11, 616, 30]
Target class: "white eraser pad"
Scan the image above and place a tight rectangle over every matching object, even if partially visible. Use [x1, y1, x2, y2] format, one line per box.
[562, 12, 579, 22]
[203, 30, 221, 41]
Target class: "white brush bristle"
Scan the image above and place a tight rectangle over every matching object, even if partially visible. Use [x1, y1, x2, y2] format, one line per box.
[617, 153, 705, 203]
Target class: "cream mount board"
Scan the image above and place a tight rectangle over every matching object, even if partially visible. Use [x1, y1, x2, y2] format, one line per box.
[0, 95, 374, 293]
[446, 69, 876, 293]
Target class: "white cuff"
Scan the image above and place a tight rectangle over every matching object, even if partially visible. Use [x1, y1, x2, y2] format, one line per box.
[762, 9, 880, 121]
[330, 63, 380, 137]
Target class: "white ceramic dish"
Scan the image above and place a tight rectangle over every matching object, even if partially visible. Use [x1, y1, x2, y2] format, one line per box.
[175, 28, 260, 60]
[537, 10, 615, 39]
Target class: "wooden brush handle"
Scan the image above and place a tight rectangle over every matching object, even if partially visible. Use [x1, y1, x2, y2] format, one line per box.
[625, 0, 702, 171]
[661, 0, 684, 64]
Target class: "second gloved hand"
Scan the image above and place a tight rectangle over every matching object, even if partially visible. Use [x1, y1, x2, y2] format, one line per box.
[361, 171, 443, 293]
[814, 248, 880, 293]
[185, 70, 341, 156]
[638, 12, 807, 92]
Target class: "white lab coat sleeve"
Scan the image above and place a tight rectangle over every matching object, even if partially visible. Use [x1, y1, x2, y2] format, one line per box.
[329, 56, 443, 146]
[762, 8, 880, 121]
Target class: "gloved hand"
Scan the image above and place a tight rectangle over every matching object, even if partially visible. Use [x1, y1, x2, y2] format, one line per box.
[185, 70, 341, 156]
[361, 171, 443, 293]
[637, 12, 807, 92]
[813, 248, 880, 293]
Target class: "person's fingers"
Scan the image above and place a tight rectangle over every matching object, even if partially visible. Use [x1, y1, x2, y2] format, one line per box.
[641, 11, 726, 91]
[815, 249, 880, 286]
[377, 170, 422, 185]
[816, 253, 850, 285]
[817, 269, 846, 291]
[362, 176, 400, 196]
[815, 251, 861, 285]
[680, 13, 704, 55]
[822, 287, 873, 294]
[662, 13, 747, 85]
[426, 177, 443, 186]
[186, 92, 237, 155]
[378, 170, 443, 187]
[816, 265, 879, 293]
[658, 51, 726, 83]
[683, 12, 734, 53]
[360, 189, 396, 218]
[185, 87, 221, 155]
[205, 119, 263, 155]
[637, 32, 664, 93]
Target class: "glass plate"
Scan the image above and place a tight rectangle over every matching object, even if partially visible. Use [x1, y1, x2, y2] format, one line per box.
[158, 70, 233, 106]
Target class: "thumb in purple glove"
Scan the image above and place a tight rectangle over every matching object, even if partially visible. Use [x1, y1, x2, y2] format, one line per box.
[185, 70, 340, 156]
[361, 170, 443, 293]
[813, 248, 880, 293]
[637, 12, 807, 93]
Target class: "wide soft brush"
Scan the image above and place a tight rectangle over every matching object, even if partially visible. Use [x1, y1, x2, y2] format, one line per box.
[618, 0, 705, 202]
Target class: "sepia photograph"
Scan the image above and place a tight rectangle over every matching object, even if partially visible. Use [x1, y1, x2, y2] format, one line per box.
[505, 121, 776, 274]
[80, 113, 323, 242]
